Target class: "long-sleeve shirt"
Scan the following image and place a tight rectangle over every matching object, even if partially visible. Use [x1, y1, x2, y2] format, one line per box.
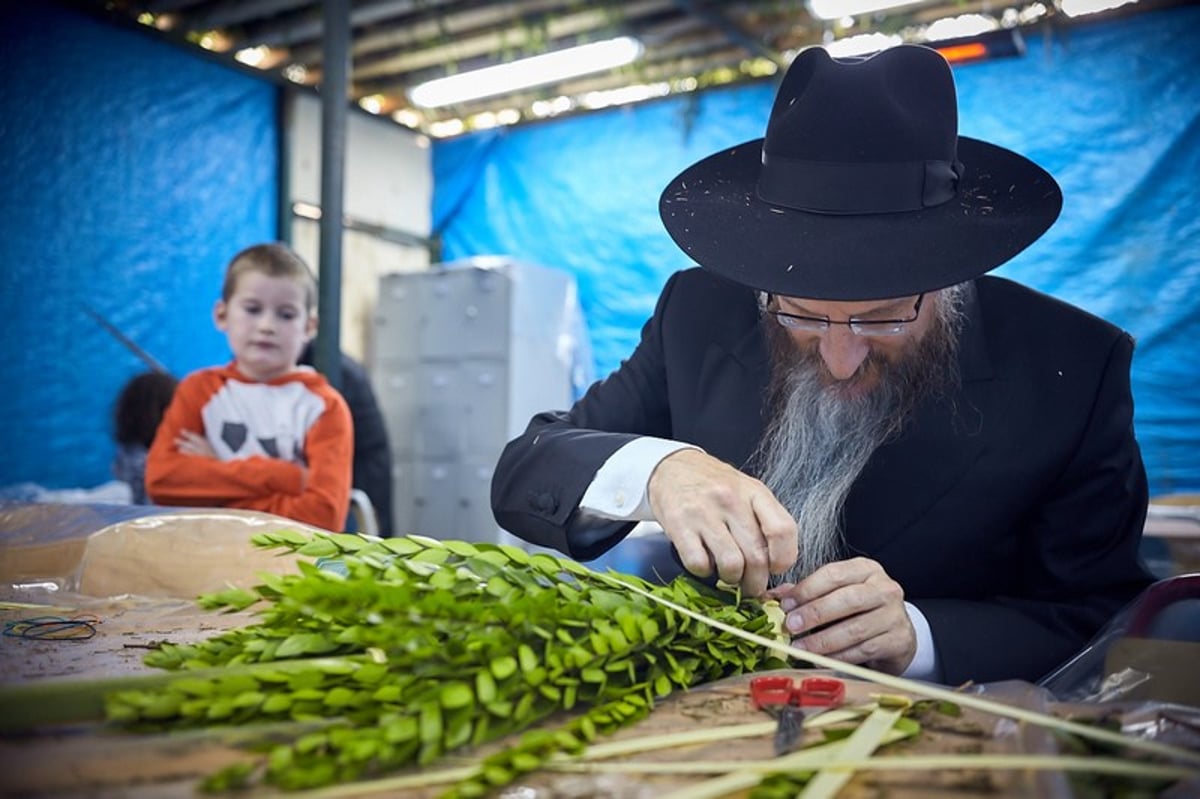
[146, 362, 354, 531]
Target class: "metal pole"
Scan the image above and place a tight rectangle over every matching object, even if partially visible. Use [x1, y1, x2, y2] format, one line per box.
[316, 0, 348, 390]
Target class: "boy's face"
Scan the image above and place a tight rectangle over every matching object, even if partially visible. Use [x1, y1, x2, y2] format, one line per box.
[214, 271, 316, 382]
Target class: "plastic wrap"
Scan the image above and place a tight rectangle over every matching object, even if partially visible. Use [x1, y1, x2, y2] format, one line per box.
[1039, 574, 1200, 705]
[0, 502, 316, 599]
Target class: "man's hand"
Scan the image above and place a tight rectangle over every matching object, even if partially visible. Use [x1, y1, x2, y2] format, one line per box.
[767, 557, 915, 675]
[647, 449, 798, 597]
[175, 430, 217, 458]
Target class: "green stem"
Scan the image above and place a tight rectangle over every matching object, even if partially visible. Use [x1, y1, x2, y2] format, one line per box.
[0, 656, 365, 733]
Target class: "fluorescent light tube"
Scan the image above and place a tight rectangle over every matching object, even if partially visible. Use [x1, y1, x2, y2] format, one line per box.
[410, 36, 643, 109]
[1060, 0, 1137, 17]
[807, 0, 925, 21]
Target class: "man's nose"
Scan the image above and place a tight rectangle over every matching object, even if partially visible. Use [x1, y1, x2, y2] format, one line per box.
[818, 326, 870, 380]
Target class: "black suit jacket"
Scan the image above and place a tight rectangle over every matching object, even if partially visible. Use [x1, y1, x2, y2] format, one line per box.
[300, 344, 394, 536]
[492, 268, 1152, 684]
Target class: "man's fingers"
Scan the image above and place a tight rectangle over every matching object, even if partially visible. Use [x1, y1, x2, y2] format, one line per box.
[750, 491, 799, 577]
[787, 557, 885, 606]
[777, 559, 916, 675]
[667, 525, 716, 580]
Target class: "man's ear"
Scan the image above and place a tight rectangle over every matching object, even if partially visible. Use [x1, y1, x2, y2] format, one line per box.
[213, 300, 228, 331]
[305, 313, 319, 341]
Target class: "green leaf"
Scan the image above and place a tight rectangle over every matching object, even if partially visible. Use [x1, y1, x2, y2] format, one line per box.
[517, 644, 538, 673]
[511, 752, 542, 771]
[275, 633, 336, 658]
[475, 670, 497, 703]
[261, 694, 292, 714]
[384, 715, 417, 742]
[440, 681, 474, 709]
[418, 701, 442, 744]
[324, 687, 358, 707]
[382, 537, 424, 556]
[491, 655, 518, 680]
[442, 540, 480, 558]
[297, 538, 340, 558]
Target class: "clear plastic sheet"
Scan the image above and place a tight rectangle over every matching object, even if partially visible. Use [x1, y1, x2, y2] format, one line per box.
[0, 502, 315, 598]
[1039, 574, 1200, 705]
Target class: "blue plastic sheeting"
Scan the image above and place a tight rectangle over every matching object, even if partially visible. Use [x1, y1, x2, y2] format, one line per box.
[433, 9, 1200, 497]
[0, 4, 278, 490]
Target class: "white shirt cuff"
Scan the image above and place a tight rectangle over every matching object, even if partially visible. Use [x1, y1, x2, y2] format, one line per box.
[579, 437, 700, 520]
[900, 601, 941, 682]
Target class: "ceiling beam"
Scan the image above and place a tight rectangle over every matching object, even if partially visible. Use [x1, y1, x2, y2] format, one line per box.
[181, 0, 312, 31]
[351, 0, 672, 81]
[232, 0, 462, 49]
[293, 0, 591, 64]
[672, 0, 783, 65]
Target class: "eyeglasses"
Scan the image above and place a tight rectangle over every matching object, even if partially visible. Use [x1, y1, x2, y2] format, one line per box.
[766, 293, 925, 337]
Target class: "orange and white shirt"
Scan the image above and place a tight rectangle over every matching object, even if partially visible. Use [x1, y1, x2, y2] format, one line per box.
[146, 363, 353, 532]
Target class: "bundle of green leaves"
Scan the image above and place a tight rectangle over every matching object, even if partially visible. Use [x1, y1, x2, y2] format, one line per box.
[105, 531, 787, 796]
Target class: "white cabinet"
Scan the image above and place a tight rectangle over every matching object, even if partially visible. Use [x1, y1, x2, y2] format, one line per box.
[371, 259, 591, 544]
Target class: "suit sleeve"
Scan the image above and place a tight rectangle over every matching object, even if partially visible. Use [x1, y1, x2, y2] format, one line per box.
[491, 273, 683, 559]
[915, 332, 1152, 685]
[237, 388, 354, 533]
[146, 373, 306, 506]
[339, 354, 394, 536]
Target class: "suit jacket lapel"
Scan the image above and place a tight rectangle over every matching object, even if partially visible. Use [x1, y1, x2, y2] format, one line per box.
[694, 317, 771, 470]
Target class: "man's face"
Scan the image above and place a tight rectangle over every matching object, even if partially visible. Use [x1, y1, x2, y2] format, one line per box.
[754, 285, 965, 583]
[768, 293, 937, 395]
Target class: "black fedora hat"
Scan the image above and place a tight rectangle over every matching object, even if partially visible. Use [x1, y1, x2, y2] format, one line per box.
[659, 44, 1062, 301]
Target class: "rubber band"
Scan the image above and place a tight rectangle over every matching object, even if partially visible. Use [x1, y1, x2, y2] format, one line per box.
[2, 614, 100, 641]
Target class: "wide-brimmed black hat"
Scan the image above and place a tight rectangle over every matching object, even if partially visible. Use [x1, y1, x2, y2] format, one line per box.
[659, 44, 1062, 300]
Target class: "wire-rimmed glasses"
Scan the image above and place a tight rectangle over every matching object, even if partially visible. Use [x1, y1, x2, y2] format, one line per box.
[766, 294, 925, 337]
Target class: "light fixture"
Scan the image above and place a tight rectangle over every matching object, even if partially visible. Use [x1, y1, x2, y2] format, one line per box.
[923, 14, 997, 42]
[235, 45, 270, 67]
[1060, 0, 1137, 17]
[930, 27, 1026, 64]
[807, 0, 924, 21]
[823, 32, 903, 58]
[409, 36, 643, 109]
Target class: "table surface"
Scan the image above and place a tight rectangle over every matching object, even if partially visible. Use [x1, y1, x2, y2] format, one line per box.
[0, 590, 1148, 799]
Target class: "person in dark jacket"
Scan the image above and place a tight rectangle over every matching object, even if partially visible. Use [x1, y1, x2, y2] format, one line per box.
[490, 45, 1152, 685]
[112, 370, 179, 504]
[300, 342, 394, 536]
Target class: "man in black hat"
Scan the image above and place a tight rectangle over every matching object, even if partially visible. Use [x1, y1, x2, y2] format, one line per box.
[490, 45, 1152, 685]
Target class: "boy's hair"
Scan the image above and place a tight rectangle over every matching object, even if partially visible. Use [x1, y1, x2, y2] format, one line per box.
[222, 242, 318, 312]
[114, 370, 179, 448]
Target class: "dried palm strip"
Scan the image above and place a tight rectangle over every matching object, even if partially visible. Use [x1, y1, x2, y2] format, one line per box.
[283, 710, 882, 797]
[603, 574, 1200, 768]
[547, 754, 1198, 782]
[799, 708, 903, 798]
[651, 707, 903, 799]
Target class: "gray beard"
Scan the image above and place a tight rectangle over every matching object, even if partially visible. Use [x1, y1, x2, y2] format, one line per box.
[752, 285, 968, 585]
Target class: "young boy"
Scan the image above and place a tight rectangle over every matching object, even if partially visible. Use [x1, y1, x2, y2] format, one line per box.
[145, 243, 354, 532]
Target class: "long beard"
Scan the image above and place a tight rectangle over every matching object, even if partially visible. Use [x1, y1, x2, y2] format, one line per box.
[752, 286, 967, 584]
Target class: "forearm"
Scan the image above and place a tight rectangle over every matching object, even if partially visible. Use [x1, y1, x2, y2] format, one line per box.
[244, 404, 354, 532]
[145, 450, 304, 506]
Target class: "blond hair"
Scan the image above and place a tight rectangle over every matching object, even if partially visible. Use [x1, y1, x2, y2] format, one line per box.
[221, 243, 317, 311]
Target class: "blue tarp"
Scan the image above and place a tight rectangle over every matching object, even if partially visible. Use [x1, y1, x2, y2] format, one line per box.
[0, 4, 278, 490]
[433, 9, 1200, 497]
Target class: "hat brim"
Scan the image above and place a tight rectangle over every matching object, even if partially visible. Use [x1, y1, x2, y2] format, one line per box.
[659, 136, 1062, 300]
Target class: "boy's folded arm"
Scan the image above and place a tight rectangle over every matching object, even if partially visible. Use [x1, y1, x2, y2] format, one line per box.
[244, 398, 355, 532]
[146, 449, 305, 505]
